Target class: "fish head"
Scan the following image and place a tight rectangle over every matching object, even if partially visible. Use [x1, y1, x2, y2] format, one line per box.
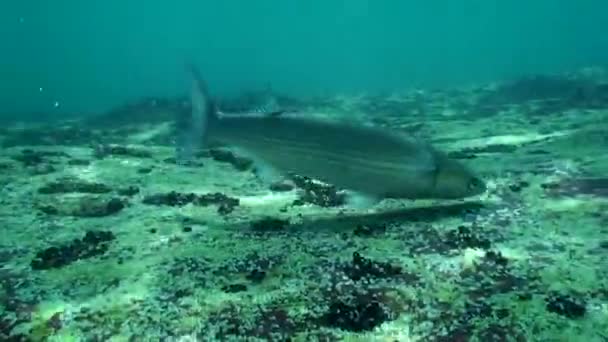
[429, 155, 486, 199]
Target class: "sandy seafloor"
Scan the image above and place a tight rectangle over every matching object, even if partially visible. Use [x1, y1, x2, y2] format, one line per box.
[1, 69, 608, 341]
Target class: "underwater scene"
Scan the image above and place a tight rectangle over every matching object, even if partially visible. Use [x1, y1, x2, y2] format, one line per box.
[2, 1, 608, 341]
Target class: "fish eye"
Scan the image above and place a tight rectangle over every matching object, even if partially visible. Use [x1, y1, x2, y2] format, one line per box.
[468, 177, 483, 190]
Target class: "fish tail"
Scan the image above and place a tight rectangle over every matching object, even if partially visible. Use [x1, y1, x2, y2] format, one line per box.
[176, 63, 216, 165]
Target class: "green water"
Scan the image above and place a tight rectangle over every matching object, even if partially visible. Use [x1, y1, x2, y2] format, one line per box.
[1, 1, 607, 116]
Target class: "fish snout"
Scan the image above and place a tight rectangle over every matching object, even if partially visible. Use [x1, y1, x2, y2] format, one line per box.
[432, 166, 486, 199]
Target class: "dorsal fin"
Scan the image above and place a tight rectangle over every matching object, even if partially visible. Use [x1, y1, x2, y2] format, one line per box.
[176, 64, 216, 165]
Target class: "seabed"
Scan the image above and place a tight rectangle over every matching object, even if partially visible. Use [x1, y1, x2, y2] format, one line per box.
[1, 69, 607, 341]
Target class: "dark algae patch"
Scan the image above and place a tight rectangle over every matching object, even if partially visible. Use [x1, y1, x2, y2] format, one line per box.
[38, 196, 126, 217]
[38, 178, 112, 194]
[11, 149, 69, 166]
[445, 225, 492, 250]
[249, 217, 290, 232]
[93, 144, 153, 159]
[291, 175, 346, 207]
[542, 177, 608, 198]
[142, 191, 239, 214]
[546, 294, 586, 319]
[31, 231, 116, 270]
[344, 252, 404, 281]
[323, 296, 388, 332]
[208, 148, 254, 171]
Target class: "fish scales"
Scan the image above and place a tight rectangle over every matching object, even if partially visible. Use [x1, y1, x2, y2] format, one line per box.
[183, 65, 486, 200]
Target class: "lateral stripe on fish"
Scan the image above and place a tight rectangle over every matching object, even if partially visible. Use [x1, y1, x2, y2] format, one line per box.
[233, 135, 433, 175]
[184, 64, 486, 201]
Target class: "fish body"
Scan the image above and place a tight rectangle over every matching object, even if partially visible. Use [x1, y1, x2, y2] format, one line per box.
[184, 65, 486, 200]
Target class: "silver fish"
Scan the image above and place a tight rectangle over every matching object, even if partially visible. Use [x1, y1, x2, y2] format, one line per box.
[184, 65, 486, 203]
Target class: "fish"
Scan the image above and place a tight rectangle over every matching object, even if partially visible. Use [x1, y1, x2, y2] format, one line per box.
[181, 64, 486, 205]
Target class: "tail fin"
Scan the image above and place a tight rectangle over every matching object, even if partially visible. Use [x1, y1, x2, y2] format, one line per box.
[175, 64, 215, 165]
